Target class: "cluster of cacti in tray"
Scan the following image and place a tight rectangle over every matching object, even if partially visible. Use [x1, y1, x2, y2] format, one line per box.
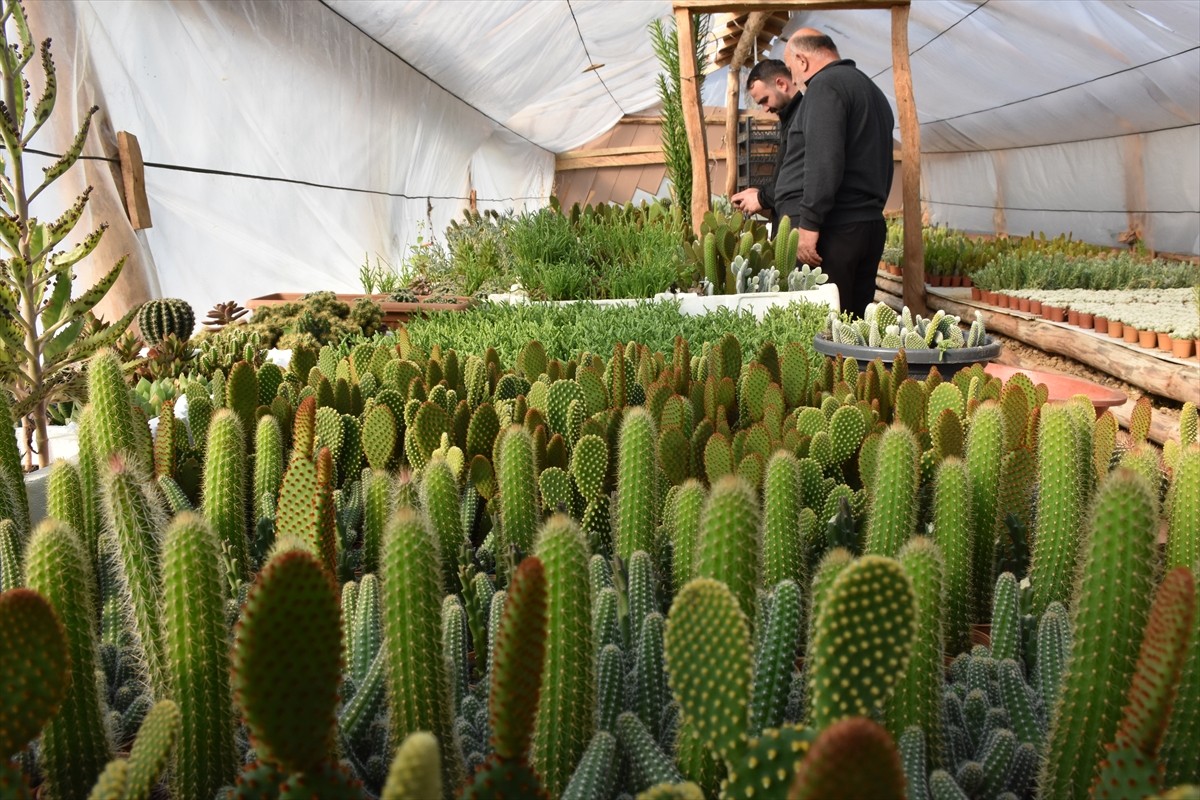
[825, 303, 990, 351]
[1, 329, 1197, 799]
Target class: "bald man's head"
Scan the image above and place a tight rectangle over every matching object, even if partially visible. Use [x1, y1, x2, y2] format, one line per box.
[784, 29, 840, 86]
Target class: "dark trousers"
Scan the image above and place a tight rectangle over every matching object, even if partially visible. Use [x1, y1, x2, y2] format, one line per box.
[810, 218, 887, 319]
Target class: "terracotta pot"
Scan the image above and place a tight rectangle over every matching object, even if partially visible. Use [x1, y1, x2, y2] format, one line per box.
[1195, 340, 1200, 363]
[1068, 309, 1080, 326]
[1124, 325, 1141, 343]
[888, 264, 901, 276]
[1156, 332, 1172, 351]
[1078, 312, 1094, 329]
[963, 276, 973, 287]
[1017, 298, 1031, 313]
[1044, 305, 1066, 322]
[970, 287, 982, 301]
[1030, 300, 1042, 314]
[1108, 320, 1124, 338]
[1094, 316, 1109, 334]
[950, 275, 964, 287]
[1139, 329, 1158, 348]
[1172, 337, 1195, 359]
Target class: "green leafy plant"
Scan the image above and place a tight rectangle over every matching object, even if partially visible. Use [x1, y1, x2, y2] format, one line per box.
[649, 14, 710, 230]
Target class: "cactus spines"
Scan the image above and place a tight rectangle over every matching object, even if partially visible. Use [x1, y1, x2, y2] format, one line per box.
[0, 393, 29, 539]
[762, 451, 805, 590]
[666, 578, 752, 763]
[1030, 403, 1086, 616]
[618, 711, 685, 792]
[750, 579, 803, 735]
[362, 469, 392, 575]
[161, 513, 238, 799]
[498, 425, 540, 568]
[421, 458, 465, 592]
[696, 475, 761, 624]
[123, 699, 181, 800]
[47, 459, 86, 544]
[1036, 601, 1072, 716]
[932, 457, 974, 656]
[617, 407, 658, 561]
[1161, 560, 1200, 786]
[0, 587, 70, 758]
[635, 611, 669, 741]
[0, 519, 22, 591]
[562, 730, 617, 800]
[253, 415, 284, 525]
[362, 403, 398, 472]
[202, 409, 249, 583]
[89, 349, 145, 471]
[991, 571, 1022, 664]
[669, 480, 706, 593]
[1040, 469, 1160, 800]
[136, 298, 194, 345]
[790, 717, 905, 800]
[381, 731, 442, 800]
[1167, 446, 1200, 571]
[24, 520, 113, 799]
[964, 401, 1004, 617]
[533, 515, 595, 797]
[381, 507, 463, 794]
[807, 555, 916, 732]
[865, 424, 919, 558]
[489, 557, 548, 760]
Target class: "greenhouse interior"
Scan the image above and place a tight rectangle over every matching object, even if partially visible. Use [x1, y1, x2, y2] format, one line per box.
[1, 1, 1198, 799]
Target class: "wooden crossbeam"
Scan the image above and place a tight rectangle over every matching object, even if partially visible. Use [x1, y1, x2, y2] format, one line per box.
[677, 0, 908, 10]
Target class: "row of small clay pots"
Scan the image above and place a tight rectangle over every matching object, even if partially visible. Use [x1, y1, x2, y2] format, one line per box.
[970, 287, 1198, 360]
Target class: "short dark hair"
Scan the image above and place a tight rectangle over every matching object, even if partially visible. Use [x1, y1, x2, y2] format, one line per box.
[789, 33, 838, 56]
[746, 59, 790, 91]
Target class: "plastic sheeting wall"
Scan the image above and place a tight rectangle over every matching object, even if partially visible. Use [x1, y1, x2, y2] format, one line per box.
[28, 0, 557, 318]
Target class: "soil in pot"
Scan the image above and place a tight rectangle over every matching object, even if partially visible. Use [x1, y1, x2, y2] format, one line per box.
[1139, 329, 1158, 348]
[1171, 337, 1195, 359]
[1124, 325, 1141, 344]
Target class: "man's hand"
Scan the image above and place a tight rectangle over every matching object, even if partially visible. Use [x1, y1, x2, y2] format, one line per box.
[731, 188, 763, 215]
[797, 227, 822, 267]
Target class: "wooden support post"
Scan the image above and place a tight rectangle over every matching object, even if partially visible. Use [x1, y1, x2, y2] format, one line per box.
[891, 4, 924, 314]
[724, 12, 769, 199]
[675, 6, 711, 236]
[469, 189, 478, 214]
[116, 131, 152, 230]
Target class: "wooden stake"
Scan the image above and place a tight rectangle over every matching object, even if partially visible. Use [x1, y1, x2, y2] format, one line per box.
[724, 11, 769, 199]
[891, 4, 924, 314]
[117, 131, 152, 230]
[675, 6, 711, 236]
[469, 189, 477, 214]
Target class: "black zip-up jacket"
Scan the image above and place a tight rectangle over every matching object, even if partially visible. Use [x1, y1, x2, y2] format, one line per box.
[773, 59, 894, 231]
[757, 90, 803, 216]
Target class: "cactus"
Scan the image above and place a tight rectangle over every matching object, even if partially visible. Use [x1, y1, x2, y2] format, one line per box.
[381, 732, 442, 800]
[635, 611, 669, 741]
[932, 457, 974, 656]
[381, 507, 463, 794]
[0, 393, 29, 538]
[201, 409, 250, 585]
[1030, 404, 1085, 616]
[668, 480, 706, 593]
[1092, 567, 1195, 799]
[887, 537, 945, 769]
[865, 424, 919, 558]
[254, 416, 284, 525]
[562, 730, 617, 800]
[25, 520, 113, 799]
[533, 515, 595, 797]
[807, 555, 916, 732]
[123, 699, 181, 800]
[161, 513, 238, 799]
[89, 349, 146, 472]
[1037, 601, 1072, 716]
[361, 469, 392, 576]
[617, 407, 658, 560]
[964, 402, 1004, 617]
[227, 361, 259, 457]
[1167, 447, 1200, 571]
[362, 403, 398, 472]
[0, 519, 20, 591]
[666, 578, 752, 763]
[750, 579, 803, 734]
[421, 458, 465, 592]
[442, 596, 469, 713]
[991, 571, 1022, 663]
[695, 475, 760, 625]
[1040, 469, 1159, 800]
[47, 460, 86, 542]
[618, 711, 684, 792]
[790, 717, 906, 800]
[0, 587, 71, 758]
[498, 426, 540, 572]
[1158, 559, 1200, 787]
[762, 451, 805, 589]
[136, 298, 194, 345]
[153, 401, 178, 480]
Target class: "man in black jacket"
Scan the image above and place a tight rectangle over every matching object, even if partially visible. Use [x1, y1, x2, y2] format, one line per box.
[730, 59, 800, 233]
[777, 31, 895, 317]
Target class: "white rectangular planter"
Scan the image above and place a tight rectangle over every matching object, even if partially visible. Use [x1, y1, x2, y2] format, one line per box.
[487, 284, 840, 317]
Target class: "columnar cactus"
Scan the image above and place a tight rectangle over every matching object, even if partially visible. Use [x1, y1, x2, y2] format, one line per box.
[47, 460, 85, 545]
[562, 730, 617, 800]
[617, 407, 657, 560]
[89, 349, 146, 472]
[1161, 558, 1200, 786]
[0, 392, 29, 538]
[253, 415, 284, 525]
[227, 361, 259, 457]
[381, 507, 463, 794]
[807, 554, 916, 732]
[750, 578, 803, 734]
[1030, 404, 1086, 616]
[382, 731, 443, 800]
[932, 456, 974, 656]
[1040, 469, 1159, 800]
[24, 520, 113, 799]
[161, 513, 237, 799]
[498, 426, 540, 572]
[695, 475, 761, 624]
[136, 298, 194, 345]
[421, 458, 465, 592]
[965, 402, 1004, 617]
[669, 480, 706, 593]
[533, 515, 595, 797]
[201, 409, 249, 584]
[1166, 446, 1200, 571]
[762, 451, 804, 589]
[0, 519, 20, 591]
[865, 424, 920, 558]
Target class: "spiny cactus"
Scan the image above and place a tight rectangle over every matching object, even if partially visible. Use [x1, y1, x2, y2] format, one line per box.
[202, 409, 250, 585]
[1167, 446, 1200, 571]
[617, 407, 658, 561]
[0, 587, 71, 759]
[888, 537, 945, 769]
[161, 513, 238, 799]
[762, 451, 805, 589]
[532, 515, 595, 797]
[381, 507, 463, 795]
[421, 458, 465, 592]
[668, 480, 706, 593]
[1030, 403, 1086, 616]
[1040, 469, 1159, 800]
[1161, 560, 1200, 787]
[253, 415, 284, 525]
[122, 699, 181, 800]
[89, 349, 147, 472]
[381, 731, 442, 800]
[695, 475, 760, 625]
[750, 579, 803, 735]
[932, 457, 974, 656]
[25, 520, 113, 799]
[790, 717, 905, 800]
[0, 519, 21, 591]
[965, 402, 1004, 617]
[498, 426, 540, 575]
[136, 298, 194, 345]
[807, 554, 916, 732]
[865, 424, 919, 558]
[226, 361, 259, 458]
[0, 393, 29, 538]
[1037, 601, 1072, 717]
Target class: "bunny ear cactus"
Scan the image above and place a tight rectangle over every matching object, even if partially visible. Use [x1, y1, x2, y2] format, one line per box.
[789, 717, 906, 800]
[0, 587, 71, 759]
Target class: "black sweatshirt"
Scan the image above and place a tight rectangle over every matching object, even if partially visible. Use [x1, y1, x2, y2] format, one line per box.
[773, 59, 895, 231]
[758, 90, 803, 215]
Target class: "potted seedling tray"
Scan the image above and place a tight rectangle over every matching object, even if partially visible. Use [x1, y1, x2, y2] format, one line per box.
[811, 335, 1003, 381]
[487, 283, 841, 319]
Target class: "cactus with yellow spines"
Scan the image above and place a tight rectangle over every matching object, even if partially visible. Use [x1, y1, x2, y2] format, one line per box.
[0, 519, 21, 590]
[76, 407, 106, 567]
[1030, 404, 1086, 616]
[696, 475, 761, 624]
[887, 537, 945, 769]
[25, 520, 113, 799]
[668, 480, 705, 593]
[253, 415, 284, 525]
[381, 731, 442, 800]
[750, 578, 803, 735]
[1040, 469, 1159, 800]
[790, 717, 906, 800]
[362, 403, 398, 472]
[48, 460, 86, 544]
[894, 378, 926, 435]
[933, 457, 974, 655]
[762, 451, 804, 589]
[274, 453, 334, 574]
[1092, 409, 1118, 482]
[635, 611, 669, 742]
[828, 403, 867, 468]
[153, 400, 178, 480]
[865, 424, 919, 558]
[964, 401, 1004, 617]
[617, 407, 658, 561]
[381, 507, 463, 795]
[496, 425, 540, 580]
[532, 515, 595, 797]
[226, 361, 259, 456]
[807, 554, 916, 732]
[89, 350, 146, 474]
[421, 458, 465, 592]
[0, 587, 71, 760]
[186, 383, 214, 455]
[202, 409, 250, 584]
[1092, 567, 1195, 800]
[619, 712, 685, 792]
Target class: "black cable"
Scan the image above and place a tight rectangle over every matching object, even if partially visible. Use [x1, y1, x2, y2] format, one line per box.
[871, 0, 989, 79]
[23, 147, 545, 203]
[922, 197, 1198, 214]
[566, 0, 627, 115]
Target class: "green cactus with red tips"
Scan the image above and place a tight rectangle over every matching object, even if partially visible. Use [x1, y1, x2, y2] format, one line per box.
[1030, 403, 1086, 616]
[381, 507, 463, 795]
[292, 395, 317, 461]
[696, 475, 760, 624]
[202, 409, 250, 584]
[0, 587, 70, 759]
[533, 515, 595, 797]
[1040, 468, 1160, 800]
[865, 424, 919, 558]
[617, 407, 657, 561]
[25, 520, 113, 799]
[790, 717, 905, 800]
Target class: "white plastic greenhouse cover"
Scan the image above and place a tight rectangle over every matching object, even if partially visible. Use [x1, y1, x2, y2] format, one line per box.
[23, 0, 1200, 317]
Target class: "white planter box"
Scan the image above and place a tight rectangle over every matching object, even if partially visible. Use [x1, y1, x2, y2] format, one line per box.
[487, 284, 840, 317]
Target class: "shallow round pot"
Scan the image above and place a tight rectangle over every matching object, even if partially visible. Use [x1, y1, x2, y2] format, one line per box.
[812, 334, 1003, 381]
[984, 364, 1126, 415]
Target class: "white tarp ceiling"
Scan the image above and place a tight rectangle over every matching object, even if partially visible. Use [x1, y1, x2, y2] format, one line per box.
[24, 0, 1200, 319]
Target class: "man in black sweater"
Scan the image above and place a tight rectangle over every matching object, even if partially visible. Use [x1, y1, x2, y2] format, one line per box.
[730, 59, 800, 234]
[776, 31, 895, 317]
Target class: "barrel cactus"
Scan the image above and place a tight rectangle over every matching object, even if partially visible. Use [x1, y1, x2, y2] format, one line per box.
[136, 298, 195, 345]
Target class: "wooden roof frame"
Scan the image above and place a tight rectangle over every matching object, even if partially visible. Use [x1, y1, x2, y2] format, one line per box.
[674, 0, 926, 312]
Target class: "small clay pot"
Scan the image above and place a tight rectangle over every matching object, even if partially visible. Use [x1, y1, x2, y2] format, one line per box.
[1017, 298, 1031, 313]
[1030, 300, 1042, 314]
[963, 276, 973, 287]
[1044, 305, 1066, 322]
[1157, 332, 1172, 352]
[1108, 320, 1124, 338]
[1078, 312, 1094, 329]
[1068, 309, 1080, 326]
[951, 275, 963, 287]
[1094, 316, 1109, 335]
[1171, 337, 1195, 359]
[970, 287, 982, 301]
[1124, 325, 1141, 343]
[1139, 329, 1158, 348]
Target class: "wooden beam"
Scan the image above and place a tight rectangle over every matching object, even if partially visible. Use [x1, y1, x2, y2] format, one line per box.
[116, 131, 152, 230]
[725, 12, 769, 198]
[891, 4, 925, 315]
[556, 149, 728, 172]
[675, 0, 908, 10]
[558, 145, 664, 161]
[620, 109, 775, 124]
[676, 7, 711, 235]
